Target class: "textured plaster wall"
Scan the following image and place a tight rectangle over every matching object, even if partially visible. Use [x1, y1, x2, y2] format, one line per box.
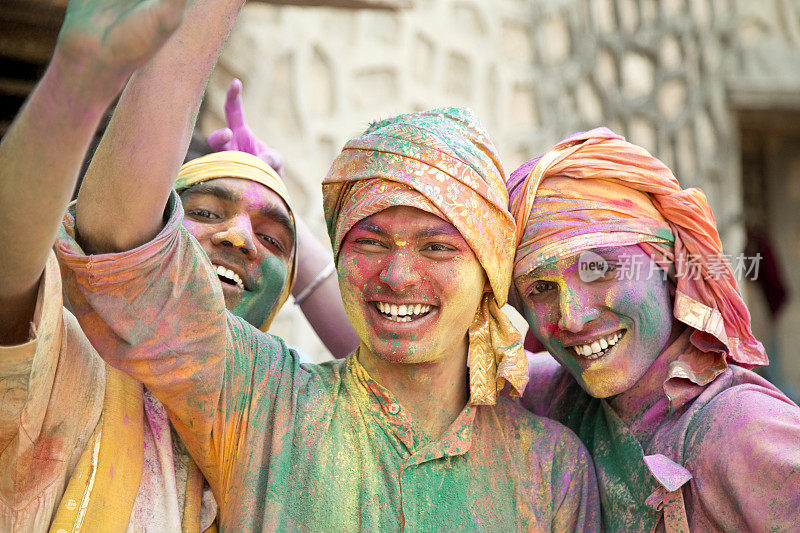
[199, 0, 800, 362]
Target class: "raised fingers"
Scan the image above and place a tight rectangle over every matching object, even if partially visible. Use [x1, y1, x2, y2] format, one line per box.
[224, 78, 245, 129]
[208, 128, 234, 151]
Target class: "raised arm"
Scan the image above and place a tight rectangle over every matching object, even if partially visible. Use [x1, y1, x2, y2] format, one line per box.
[208, 79, 359, 357]
[0, 0, 186, 344]
[75, 0, 246, 255]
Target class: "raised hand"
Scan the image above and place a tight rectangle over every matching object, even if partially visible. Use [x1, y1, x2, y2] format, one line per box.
[208, 78, 285, 176]
[56, 0, 187, 92]
[0, 0, 188, 344]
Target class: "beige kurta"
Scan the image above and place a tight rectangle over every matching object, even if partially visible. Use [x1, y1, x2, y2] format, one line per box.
[0, 252, 216, 532]
[0, 253, 104, 532]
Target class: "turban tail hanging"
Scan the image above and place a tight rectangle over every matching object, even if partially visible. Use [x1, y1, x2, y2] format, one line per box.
[176, 150, 297, 331]
[507, 128, 767, 403]
[323, 108, 528, 405]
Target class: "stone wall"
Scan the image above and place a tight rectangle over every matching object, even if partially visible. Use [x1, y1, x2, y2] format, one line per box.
[199, 0, 800, 362]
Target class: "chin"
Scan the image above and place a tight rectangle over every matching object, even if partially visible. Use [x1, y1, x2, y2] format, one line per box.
[369, 342, 419, 363]
[577, 368, 637, 399]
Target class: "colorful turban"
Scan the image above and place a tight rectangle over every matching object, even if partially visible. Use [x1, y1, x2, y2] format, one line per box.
[323, 107, 528, 405]
[507, 128, 767, 402]
[176, 150, 297, 331]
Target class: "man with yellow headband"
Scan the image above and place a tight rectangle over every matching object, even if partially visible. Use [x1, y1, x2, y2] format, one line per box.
[174, 150, 296, 332]
[58, 100, 600, 527]
[179, 78, 357, 356]
[508, 128, 800, 531]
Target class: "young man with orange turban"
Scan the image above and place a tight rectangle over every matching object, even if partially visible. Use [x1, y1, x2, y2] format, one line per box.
[508, 128, 800, 531]
[58, 101, 600, 528]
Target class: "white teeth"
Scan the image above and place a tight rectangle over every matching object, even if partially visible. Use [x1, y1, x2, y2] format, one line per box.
[375, 302, 432, 321]
[572, 331, 625, 360]
[215, 265, 244, 290]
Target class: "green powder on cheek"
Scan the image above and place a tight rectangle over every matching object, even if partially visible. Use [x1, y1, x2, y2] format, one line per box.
[231, 255, 288, 328]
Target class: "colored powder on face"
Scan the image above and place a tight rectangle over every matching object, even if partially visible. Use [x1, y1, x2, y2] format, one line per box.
[230, 255, 288, 328]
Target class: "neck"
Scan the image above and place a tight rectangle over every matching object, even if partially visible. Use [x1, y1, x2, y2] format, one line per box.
[357, 340, 470, 441]
[608, 322, 688, 432]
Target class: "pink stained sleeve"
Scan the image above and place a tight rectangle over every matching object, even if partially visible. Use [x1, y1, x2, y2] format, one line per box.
[684, 385, 800, 531]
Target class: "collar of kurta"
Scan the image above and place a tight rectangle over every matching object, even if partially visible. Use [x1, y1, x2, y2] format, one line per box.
[347, 353, 475, 463]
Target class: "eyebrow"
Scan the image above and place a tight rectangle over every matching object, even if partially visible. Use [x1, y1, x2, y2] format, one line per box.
[182, 181, 295, 244]
[257, 204, 295, 244]
[182, 182, 239, 203]
[353, 220, 461, 240]
[413, 225, 460, 239]
[519, 247, 623, 280]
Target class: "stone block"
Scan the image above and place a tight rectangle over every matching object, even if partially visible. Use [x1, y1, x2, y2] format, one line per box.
[575, 80, 603, 125]
[590, 0, 616, 32]
[508, 82, 538, 128]
[628, 117, 657, 154]
[539, 13, 572, 65]
[352, 67, 400, 110]
[412, 32, 436, 81]
[621, 51, 654, 99]
[617, 0, 640, 33]
[596, 47, 618, 89]
[308, 47, 336, 118]
[658, 78, 687, 120]
[444, 52, 472, 99]
[501, 20, 534, 64]
[659, 33, 683, 71]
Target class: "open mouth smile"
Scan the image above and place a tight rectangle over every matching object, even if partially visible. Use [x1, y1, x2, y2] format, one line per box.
[215, 264, 245, 291]
[570, 330, 626, 360]
[373, 301, 433, 323]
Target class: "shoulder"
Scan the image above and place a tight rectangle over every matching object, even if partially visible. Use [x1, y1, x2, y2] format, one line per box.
[494, 396, 593, 470]
[683, 366, 800, 483]
[520, 350, 570, 416]
[681, 368, 800, 528]
[687, 366, 800, 447]
[230, 316, 347, 395]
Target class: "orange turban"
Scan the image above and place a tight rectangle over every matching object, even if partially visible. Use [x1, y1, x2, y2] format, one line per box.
[507, 128, 767, 399]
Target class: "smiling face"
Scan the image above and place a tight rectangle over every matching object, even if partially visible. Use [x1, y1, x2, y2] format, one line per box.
[515, 244, 675, 398]
[180, 177, 294, 328]
[337, 205, 487, 365]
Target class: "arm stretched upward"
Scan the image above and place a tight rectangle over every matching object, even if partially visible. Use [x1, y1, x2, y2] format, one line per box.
[0, 0, 186, 344]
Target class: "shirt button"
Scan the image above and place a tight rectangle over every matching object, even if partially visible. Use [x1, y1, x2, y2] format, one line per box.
[65, 499, 77, 511]
[387, 403, 401, 415]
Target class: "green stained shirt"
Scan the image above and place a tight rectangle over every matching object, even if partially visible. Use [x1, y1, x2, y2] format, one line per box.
[56, 196, 600, 532]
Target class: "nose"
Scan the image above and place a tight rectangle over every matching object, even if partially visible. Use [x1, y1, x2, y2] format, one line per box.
[557, 284, 600, 333]
[210, 215, 258, 257]
[380, 250, 421, 292]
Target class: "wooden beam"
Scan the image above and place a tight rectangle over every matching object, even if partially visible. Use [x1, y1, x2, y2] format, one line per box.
[6, 0, 409, 9]
[0, 1, 64, 64]
[246, 0, 411, 8]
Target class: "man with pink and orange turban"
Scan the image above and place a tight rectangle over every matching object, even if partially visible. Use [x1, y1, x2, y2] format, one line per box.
[508, 127, 800, 531]
[58, 102, 600, 529]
